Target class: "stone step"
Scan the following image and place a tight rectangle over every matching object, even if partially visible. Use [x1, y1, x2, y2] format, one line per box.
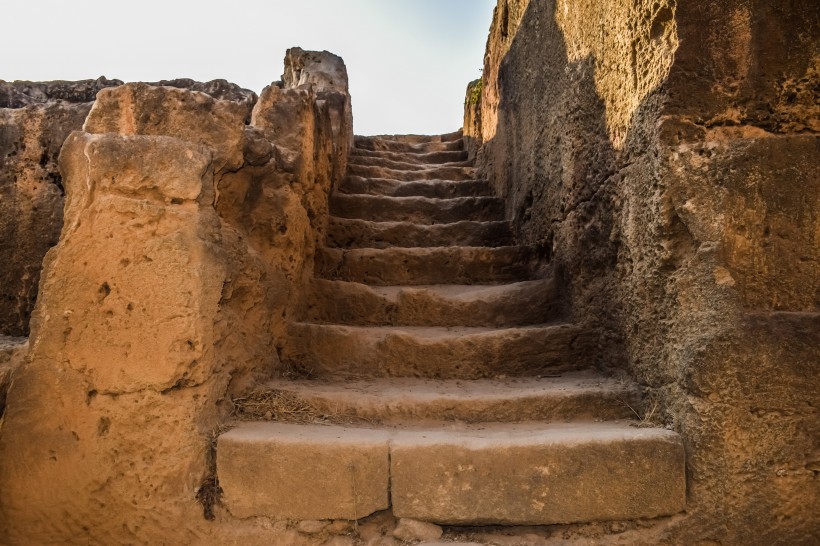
[326, 218, 514, 249]
[348, 163, 476, 182]
[354, 137, 464, 155]
[351, 148, 469, 166]
[367, 130, 463, 144]
[315, 246, 538, 285]
[283, 323, 592, 379]
[217, 421, 686, 524]
[304, 279, 561, 327]
[355, 132, 464, 153]
[339, 176, 493, 198]
[390, 422, 686, 525]
[329, 194, 504, 225]
[348, 154, 472, 171]
[238, 371, 640, 424]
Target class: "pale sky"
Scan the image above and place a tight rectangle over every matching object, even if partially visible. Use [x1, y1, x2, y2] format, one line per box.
[1, 0, 496, 135]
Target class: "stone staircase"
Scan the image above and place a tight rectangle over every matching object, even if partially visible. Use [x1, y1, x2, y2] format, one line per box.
[217, 131, 685, 528]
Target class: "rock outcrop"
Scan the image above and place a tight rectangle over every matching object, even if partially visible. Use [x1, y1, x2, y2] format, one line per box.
[466, 1, 819, 543]
[0, 51, 351, 544]
[0, 101, 93, 336]
[0, 77, 258, 338]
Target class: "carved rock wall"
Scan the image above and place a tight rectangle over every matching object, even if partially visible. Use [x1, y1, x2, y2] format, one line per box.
[0, 53, 351, 544]
[468, 0, 819, 543]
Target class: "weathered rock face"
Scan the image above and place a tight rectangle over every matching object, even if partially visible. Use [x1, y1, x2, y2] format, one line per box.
[0, 78, 258, 338]
[468, 0, 819, 543]
[0, 77, 123, 108]
[0, 50, 352, 544]
[0, 102, 92, 336]
[284, 47, 354, 154]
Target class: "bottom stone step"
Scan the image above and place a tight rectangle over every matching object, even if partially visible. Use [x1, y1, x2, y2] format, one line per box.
[217, 422, 686, 525]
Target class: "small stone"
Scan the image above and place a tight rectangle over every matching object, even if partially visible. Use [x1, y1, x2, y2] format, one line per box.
[392, 518, 443, 542]
[296, 519, 330, 534]
[328, 520, 354, 534]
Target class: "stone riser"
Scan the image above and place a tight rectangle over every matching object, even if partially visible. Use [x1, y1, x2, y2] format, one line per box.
[339, 176, 494, 198]
[348, 155, 471, 171]
[315, 246, 536, 285]
[325, 218, 514, 249]
[303, 279, 561, 327]
[348, 163, 475, 182]
[284, 322, 592, 379]
[330, 194, 504, 225]
[351, 148, 469, 166]
[217, 422, 686, 524]
[243, 373, 640, 424]
[354, 136, 465, 154]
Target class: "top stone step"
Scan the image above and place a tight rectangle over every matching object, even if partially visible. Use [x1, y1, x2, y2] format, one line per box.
[363, 130, 463, 144]
[355, 134, 465, 154]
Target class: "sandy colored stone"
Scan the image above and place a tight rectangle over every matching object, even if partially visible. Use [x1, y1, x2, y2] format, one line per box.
[296, 520, 330, 535]
[84, 82, 247, 173]
[217, 423, 390, 520]
[0, 77, 122, 107]
[241, 372, 638, 425]
[340, 175, 490, 198]
[391, 423, 686, 525]
[304, 278, 559, 327]
[466, 1, 819, 543]
[284, 47, 354, 152]
[0, 102, 91, 335]
[315, 246, 537, 286]
[392, 518, 443, 542]
[285, 323, 590, 379]
[330, 194, 504, 225]
[326, 218, 513, 249]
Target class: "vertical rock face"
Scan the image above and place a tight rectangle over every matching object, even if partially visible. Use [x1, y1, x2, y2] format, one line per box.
[0, 102, 93, 336]
[0, 77, 258, 338]
[284, 47, 354, 154]
[0, 51, 352, 544]
[468, 0, 819, 543]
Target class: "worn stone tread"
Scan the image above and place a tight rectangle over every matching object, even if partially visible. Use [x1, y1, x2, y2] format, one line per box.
[351, 148, 469, 166]
[304, 279, 561, 327]
[218, 421, 685, 524]
[339, 176, 493, 198]
[251, 371, 640, 424]
[217, 422, 390, 520]
[348, 163, 476, 182]
[390, 421, 686, 525]
[326, 218, 513, 249]
[315, 245, 538, 285]
[348, 154, 472, 171]
[330, 194, 504, 224]
[284, 322, 592, 379]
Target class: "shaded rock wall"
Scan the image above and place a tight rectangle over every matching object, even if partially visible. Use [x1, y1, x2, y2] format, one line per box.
[0, 78, 258, 337]
[0, 102, 91, 336]
[0, 52, 351, 544]
[467, 0, 819, 543]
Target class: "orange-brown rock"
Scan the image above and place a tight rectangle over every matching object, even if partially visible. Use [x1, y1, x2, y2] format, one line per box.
[467, 1, 819, 543]
[0, 49, 353, 544]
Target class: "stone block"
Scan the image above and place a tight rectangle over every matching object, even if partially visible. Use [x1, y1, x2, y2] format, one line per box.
[218, 422, 390, 520]
[390, 423, 685, 525]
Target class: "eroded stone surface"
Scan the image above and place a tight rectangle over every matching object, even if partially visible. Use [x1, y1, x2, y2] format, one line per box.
[218, 423, 390, 520]
[467, 0, 819, 543]
[391, 423, 686, 525]
[0, 50, 353, 544]
[0, 102, 92, 335]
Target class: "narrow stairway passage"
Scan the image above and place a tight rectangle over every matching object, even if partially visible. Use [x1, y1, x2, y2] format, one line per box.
[217, 130, 686, 526]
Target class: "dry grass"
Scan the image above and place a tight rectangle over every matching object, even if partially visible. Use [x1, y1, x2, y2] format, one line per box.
[621, 392, 663, 428]
[231, 390, 331, 424]
[196, 424, 233, 520]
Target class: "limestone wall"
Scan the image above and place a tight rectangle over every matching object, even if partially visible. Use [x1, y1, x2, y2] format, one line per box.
[468, 0, 819, 543]
[0, 51, 352, 544]
[0, 78, 257, 337]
